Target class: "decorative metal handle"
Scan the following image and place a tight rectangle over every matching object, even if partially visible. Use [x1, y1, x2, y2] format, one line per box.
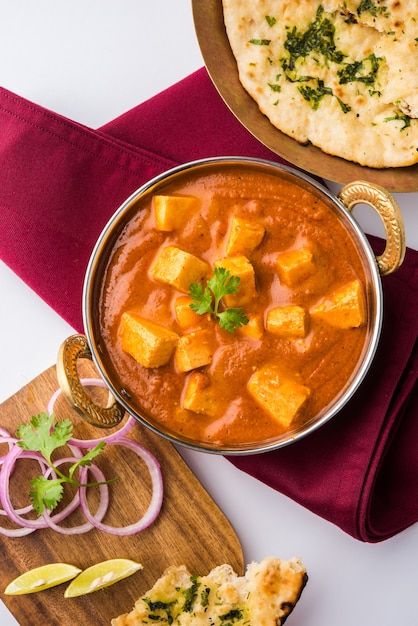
[338, 180, 405, 276]
[57, 334, 125, 428]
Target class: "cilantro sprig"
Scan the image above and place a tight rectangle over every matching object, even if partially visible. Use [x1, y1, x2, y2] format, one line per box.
[16, 412, 116, 515]
[188, 267, 249, 333]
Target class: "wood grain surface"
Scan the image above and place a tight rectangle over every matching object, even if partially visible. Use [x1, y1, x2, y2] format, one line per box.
[0, 364, 243, 625]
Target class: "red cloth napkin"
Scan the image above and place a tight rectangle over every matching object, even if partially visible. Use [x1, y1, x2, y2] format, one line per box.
[0, 68, 417, 542]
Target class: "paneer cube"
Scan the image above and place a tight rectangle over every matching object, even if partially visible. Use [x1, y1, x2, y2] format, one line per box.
[276, 246, 315, 287]
[182, 372, 219, 416]
[214, 256, 257, 306]
[226, 216, 265, 256]
[309, 279, 366, 328]
[247, 365, 310, 429]
[119, 312, 178, 368]
[175, 329, 214, 373]
[239, 313, 264, 340]
[174, 295, 204, 330]
[266, 305, 308, 338]
[153, 195, 199, 232]
[150, 246, 209, 293]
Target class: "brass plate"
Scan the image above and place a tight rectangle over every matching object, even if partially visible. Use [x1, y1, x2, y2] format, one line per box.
[192, 0, 418, 192]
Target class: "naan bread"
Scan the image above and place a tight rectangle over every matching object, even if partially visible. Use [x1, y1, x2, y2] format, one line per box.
[222, 0, 418, 167]
[111, 557, 307, 625]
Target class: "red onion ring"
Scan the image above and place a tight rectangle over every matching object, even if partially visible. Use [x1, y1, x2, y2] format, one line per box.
[0, 434, 17, 465]
[78, 436, 163, 535]
[0, 503, 33, 517]
[0, 446, 49, 536]
[0, 433, 37, 519]
[0, 446, 50, 529]
[47, 377, 137, 446]
[0, 441, 84, 521]
[0, 381, 163, 537]
[42, 460, 109, 535]
[46, 378, 108, 415]
[0, 521, 35, 538]
[0, 427, 14, 439]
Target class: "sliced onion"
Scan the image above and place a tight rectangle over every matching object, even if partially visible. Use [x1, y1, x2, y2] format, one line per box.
[0, 446, 49, 535]
[0, 503, 33, 517]
[78, 436, 163, 535]
[0, 433, 37, 519]
[0, 521, 36, 538]
[42, 461, 110, 535]
[47, 377, 137, 447]
[0, 427, 14, 438]
[46, 377, 108, 415]
[0, 382, 163, 537]
[41, 452, 84, 522]
[0, 434, 18, 465]
[68, 414, 137, 448]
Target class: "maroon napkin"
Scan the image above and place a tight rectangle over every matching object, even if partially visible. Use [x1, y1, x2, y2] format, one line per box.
[230, 247, 418, 542]
[0, 68, 417, 542]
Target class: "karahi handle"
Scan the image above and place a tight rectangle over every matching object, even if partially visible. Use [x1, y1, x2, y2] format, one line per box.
[57, 334, 125, 428]
[338, 180, 406, 276]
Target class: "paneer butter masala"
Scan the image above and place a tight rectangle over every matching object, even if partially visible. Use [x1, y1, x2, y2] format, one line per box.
[98, 164, 368, 446]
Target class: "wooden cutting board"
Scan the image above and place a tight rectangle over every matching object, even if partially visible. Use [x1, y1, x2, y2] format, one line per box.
[0, 364, 244, 625]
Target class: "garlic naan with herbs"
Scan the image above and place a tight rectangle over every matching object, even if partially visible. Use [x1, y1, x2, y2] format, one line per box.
[112, 557, 308, 626]
[222, 0, 418, 168]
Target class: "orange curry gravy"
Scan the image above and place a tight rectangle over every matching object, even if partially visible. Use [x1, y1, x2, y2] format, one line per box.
[98, 164, 369, 447]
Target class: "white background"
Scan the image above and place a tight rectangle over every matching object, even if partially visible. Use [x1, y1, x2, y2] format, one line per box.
[0, 2, 417, 625]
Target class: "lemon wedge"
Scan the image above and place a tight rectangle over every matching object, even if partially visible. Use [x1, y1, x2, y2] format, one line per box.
[5, 563, 82, 595]
[64, 558, 143, 598]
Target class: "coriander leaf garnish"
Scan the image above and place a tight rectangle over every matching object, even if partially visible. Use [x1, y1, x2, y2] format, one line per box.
[188, 267, 249, 333]
[17, 412, 117, 515]
[337, 53, 382, 86]
[219, 608, 244, 622]
[188, 282, 213, 315]
[183, 575, 200, 612]
[217, 307, 249, 333]
[265, 15, 277, 27]
[357, 0, 389, 18]
[282, 5, 345, 70]
[249, 38, 271, 46]
[298, 79, 333, 110]
[384, 110, 412, 131]
[17, 413, 73, 463]
[29, 476, 64, 515]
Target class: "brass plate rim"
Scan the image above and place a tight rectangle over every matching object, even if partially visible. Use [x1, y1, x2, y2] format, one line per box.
[192, 0, 418, 193]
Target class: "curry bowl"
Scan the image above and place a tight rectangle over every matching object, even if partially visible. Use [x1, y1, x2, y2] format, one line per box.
[57, 157, 405, 454]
